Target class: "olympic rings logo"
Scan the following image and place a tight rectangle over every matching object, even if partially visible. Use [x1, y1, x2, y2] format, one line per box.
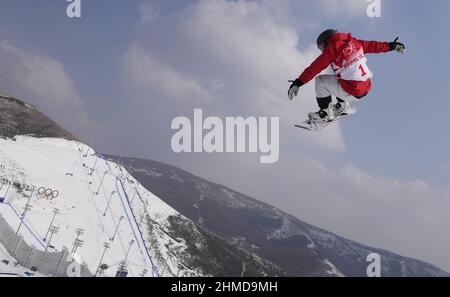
[38, 187, 59, 200]
[343, 41, 357, 56]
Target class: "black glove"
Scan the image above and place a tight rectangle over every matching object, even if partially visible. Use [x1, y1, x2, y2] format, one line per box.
[288, 79, 304, 100]
[389, 37, 405, 54]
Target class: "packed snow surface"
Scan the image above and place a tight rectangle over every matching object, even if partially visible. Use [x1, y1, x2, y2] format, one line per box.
[0, 136, 197, 277]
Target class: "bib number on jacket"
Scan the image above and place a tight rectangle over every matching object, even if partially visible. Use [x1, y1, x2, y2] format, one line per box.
[331, 40, 373, 82]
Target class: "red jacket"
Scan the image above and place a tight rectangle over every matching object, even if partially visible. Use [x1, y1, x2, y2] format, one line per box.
[299, 33, 391, 97]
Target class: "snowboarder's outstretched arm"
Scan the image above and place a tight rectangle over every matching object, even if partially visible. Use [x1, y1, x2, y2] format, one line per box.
[357, 37, 405, 54]
[288, 51, 333, 100]
[298, 51, 333, 85]
[357, 39, 391, 53]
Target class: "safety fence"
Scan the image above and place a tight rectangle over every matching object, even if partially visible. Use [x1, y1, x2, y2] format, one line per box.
[0, 214, 92, 276]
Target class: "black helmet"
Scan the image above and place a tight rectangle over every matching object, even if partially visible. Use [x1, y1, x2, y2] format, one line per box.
[317, 29, 338, 51]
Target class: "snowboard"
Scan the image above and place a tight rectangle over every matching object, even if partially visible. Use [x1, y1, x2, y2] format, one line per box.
[295, 106, 357, 132]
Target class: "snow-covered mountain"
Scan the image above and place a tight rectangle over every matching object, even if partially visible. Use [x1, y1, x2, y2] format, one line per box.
[112, 157, 450, 277]
[0, 94, 283, 277]
[1, 92, 447, 277]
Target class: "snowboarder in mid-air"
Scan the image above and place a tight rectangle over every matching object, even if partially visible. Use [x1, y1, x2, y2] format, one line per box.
[288, 29, 405, 126]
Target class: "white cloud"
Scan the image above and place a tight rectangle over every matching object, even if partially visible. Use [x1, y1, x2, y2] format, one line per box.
[124, 0, 346, 152]
[122, 44, 210, 107]
[0, 40, 93, 134]
[139, 2, 160, 23]
[283, 159, 450, 271]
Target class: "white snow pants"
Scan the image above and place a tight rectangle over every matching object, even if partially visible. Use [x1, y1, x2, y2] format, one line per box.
[315, 74, 351, 99]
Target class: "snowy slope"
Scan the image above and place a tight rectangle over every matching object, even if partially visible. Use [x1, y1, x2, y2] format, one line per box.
[0, 94, 285, 277]
[0, 136, 198, 277]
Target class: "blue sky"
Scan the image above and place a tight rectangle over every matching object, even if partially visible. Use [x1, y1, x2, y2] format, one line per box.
[1, 0, 448, 185]
[0, 0, 449, 270]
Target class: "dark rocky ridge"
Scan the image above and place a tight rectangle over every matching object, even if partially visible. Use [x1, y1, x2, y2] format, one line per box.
[164, 215, 285, 276]
[0, 94, 77, 140]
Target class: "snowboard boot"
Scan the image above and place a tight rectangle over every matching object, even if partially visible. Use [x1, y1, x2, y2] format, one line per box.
[308, 103, 334, 124]
[333, 100, 350, 116]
